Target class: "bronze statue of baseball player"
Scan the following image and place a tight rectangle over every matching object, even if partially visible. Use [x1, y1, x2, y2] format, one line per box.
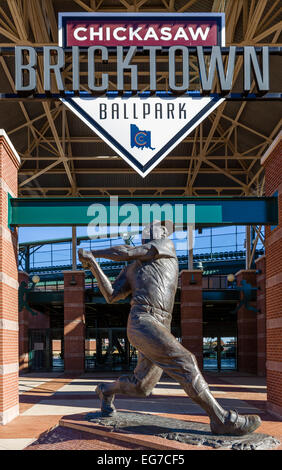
[78, 220, 261, 435]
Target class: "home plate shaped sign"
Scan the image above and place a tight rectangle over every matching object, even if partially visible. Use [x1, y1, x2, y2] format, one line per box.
[59, 12, 226, 177]
[62, 95, 224, 177]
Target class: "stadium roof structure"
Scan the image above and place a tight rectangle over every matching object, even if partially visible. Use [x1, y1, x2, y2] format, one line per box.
[0, 0, 281, 198]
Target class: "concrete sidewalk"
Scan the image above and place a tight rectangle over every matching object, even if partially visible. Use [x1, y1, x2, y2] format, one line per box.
[0, 371, 281, 450]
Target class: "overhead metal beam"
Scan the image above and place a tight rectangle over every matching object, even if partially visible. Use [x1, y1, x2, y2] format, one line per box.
[0, 93, 281, 101]
[8, 196, 278, 227]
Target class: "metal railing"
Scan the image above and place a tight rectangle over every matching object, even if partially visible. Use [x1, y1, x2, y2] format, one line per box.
[202, 275, 237, 290]
[19, 226, 263, 273]
[31, 273, 240, 293]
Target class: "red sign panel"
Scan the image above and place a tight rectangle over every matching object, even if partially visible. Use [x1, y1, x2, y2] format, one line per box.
[66, 20, 220, 47]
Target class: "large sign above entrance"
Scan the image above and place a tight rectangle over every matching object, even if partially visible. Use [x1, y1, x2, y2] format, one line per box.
[59, 12, 226, 177]
[9, 13, 276, 176]
[62, 94, 224, 177]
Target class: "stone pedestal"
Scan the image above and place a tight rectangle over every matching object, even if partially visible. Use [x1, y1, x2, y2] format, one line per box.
[0, 130, 20, 425]
[63, 270, 85, 374]
[180, 270, 203, 369]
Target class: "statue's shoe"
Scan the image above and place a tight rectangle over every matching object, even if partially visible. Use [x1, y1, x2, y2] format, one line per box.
[210, 410, 261, 436]
[95, 384, 116, 417]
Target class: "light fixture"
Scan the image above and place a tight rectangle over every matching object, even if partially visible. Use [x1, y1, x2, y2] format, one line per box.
[32, 275, 40, 284]
[195, 261, 203, 270]
[227, 274, 235, 283]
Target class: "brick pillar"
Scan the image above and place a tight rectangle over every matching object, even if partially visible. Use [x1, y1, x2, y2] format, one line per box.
[0, 130, 20, 425]
[180, 270, 203, 370]
[236, 270, 257, 374]
[18, 271, 29, 373]
[261, 131, 282, 418]
[63, 271, 85, 374]
[255, 256, 266, 377]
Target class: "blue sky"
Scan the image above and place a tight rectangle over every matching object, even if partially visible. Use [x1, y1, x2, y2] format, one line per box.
[18, 225, 247, 245]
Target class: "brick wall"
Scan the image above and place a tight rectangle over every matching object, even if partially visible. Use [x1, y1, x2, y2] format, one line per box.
[0, 131, 20, 425]
[236, 270, 257, 374]
[255, 256, 266, 377]
[64, 271, 85, 374]
[262, 131, 282, 418]
[180, 270, 203, 370]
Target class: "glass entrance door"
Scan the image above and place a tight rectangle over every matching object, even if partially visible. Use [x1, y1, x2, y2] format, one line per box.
[85, 327, 138, 371]
[203, 336, 237, 371]
[51, 328, 64, 371]
[220, 336, 237, 370]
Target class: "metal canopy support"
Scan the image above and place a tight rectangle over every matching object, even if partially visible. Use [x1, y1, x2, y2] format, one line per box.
[188, 224, 194, 270]
[72, 226, 77, 270]
[245, 225, 251, 269]
[0, 93, 281, 102]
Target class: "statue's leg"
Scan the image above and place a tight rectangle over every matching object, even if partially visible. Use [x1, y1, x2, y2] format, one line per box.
[126, 311, 261, 436]
[95, 351, 163, 416]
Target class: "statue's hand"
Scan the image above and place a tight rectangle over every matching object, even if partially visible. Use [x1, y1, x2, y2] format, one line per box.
[78, 248, 95, 269]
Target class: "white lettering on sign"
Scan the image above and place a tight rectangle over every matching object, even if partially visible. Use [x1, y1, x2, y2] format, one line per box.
[189, 26, 210, 41]
[113, 27, 127, 41]
[90, 27, 103, 41]
[72, 25, 213, 45]
[73, 27, 87, 41]
[129, 27, 143, 41]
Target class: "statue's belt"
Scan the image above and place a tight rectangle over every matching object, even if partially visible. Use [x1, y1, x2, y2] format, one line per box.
[130, 303, 172, 318]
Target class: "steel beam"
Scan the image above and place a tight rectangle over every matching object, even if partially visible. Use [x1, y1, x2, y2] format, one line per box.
[0, 92, 281, 101]
[8, 196, 278, 227]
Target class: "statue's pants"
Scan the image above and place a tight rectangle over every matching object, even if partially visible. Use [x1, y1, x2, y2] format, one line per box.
[114, 305, 209, 399]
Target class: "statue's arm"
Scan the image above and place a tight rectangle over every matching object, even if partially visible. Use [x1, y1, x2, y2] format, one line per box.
[90, 244, 157, 262]
[79, 250, 131, 304]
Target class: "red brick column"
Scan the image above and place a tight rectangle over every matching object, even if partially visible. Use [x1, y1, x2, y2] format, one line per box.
[261, 131, 282, 418]
[180, 270, 203, 370]
[64, 271, 85, 374]
[18, 271, 29, 373]
[0, 130, 20, 425]
[236, 270, 257, 374]
[255, 256, 266, 377]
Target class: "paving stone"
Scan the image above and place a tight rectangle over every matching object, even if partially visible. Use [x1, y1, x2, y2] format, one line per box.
[24, 425, 149, 451]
